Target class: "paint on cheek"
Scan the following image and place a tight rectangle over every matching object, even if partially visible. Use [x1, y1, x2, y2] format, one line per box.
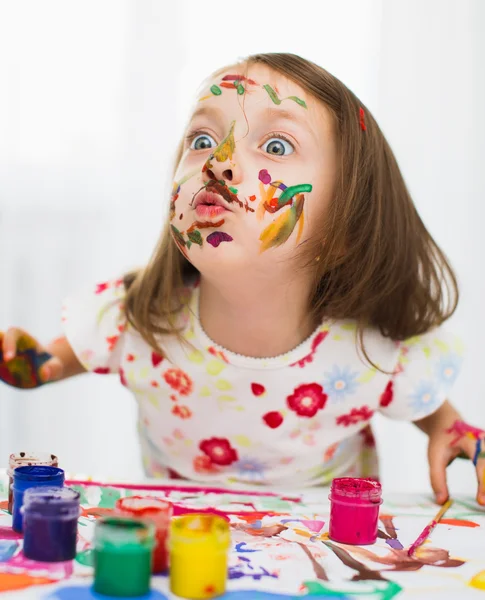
[207, 232, 233, 248]
[259, 193, 305, 252]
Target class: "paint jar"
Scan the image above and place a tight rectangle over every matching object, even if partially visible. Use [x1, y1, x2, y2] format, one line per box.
[7, 452, 58, 514]
[329, 477, 383, 545]
[170, 513, 231, 599]
[22, 487, 80, 562]
[115, 495, 172, 573]
[12, 465, 65, 533]
[94, 516, 155, 597]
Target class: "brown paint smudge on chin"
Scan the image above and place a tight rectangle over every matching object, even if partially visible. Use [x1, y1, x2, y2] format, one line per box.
[187, 220, 225, 233]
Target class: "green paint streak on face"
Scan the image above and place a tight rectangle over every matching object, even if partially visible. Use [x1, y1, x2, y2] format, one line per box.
[213, 121, 236, 162]
[187, 230, 203, 246]
[277, 183, 313, 206]
[228, 186, 238, 194]
[210, 84, 222, 95]
[237, 83, 245, 95]
[263, 84, 307, 109]
[170, 224, 186, 247]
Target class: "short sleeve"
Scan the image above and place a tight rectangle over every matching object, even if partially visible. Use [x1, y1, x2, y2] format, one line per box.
[62, 278, 127, 374]
[378, 327, 464, 421]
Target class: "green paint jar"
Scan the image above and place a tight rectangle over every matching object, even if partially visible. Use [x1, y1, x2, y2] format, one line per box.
[93, 516, 155, 597]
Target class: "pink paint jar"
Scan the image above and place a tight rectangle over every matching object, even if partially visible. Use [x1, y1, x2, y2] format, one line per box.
[329, 477, 382, 545]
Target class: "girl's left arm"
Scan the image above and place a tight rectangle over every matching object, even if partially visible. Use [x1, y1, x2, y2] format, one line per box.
[414, 400, 485, 506]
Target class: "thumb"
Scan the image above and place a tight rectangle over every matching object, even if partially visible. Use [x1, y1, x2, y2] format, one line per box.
[40, 356, 64, 383]
[428, 442, 450, 504]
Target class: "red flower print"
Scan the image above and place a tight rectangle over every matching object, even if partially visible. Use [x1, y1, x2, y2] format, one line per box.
[106, 335, 119, 352]
[172, 405, 192, 419]
[151, 352, 164, 367]
[336, 406, 374, 427]
[151, 381, 159, 388]
[324, 442, 338, 462]
[251, 383, 266, 396]
[163, 368, 193, 396]
[199, 437, 239, 466]
[287, 383, 327, 417]
[263, 411, 283, 429]
[119, 367, 128, 387]
[93, 367, 110, 375]
[208, 346, 229, 363]
[170, 394, 177, 402]
[379, 381, 394, 407]
[126, 354, 136, 362]
[291, 331, 328, 368]
[360, 425, 376, 447]
[95, 282, 110, 294]
[193, 455, 220, 474]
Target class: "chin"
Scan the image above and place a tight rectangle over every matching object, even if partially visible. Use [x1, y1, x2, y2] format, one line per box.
[187, 244, 258, 274]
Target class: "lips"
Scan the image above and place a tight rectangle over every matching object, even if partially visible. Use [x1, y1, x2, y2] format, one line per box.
[193, 190, 232, 218]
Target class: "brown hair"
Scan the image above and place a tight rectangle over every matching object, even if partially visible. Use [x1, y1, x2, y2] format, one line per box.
[124, 52, 458, 355]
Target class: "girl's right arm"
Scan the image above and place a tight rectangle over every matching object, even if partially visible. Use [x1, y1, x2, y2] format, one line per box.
[2, 328, 86, 384]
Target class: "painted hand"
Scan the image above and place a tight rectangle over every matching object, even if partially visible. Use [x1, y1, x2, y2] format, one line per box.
[0, 328, 64, 387]
[428, 419, 485, 506]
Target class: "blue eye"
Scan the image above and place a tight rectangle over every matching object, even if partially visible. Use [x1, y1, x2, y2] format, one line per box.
[262, 137, 294, 156]
[190, 134, 217, 150]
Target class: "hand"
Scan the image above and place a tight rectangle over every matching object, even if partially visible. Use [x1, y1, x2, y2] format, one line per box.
[1, 327, 64, 384]
[428, 418, 485, 506]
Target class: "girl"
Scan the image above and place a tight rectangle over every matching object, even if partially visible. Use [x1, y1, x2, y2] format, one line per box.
[3, 53, 484, 504]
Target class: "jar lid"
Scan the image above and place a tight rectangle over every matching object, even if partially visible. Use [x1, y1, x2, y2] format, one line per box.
[171, 513, 230, 547]
[9, 452, 58, 470]
[23, 487, 80, 516]
[331, 477, 382, 503]
[95, 517, 155, 549]
[13, 465, 64, 482]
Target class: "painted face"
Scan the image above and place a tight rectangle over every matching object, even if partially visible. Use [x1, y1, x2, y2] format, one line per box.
[170, 64, 337, 271]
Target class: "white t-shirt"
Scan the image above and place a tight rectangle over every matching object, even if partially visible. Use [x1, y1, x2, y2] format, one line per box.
[62, 278, 463, 487]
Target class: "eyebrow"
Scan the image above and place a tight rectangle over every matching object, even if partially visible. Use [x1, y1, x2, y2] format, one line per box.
[262, 107, 314, 135]
[189, 105, 225, 126]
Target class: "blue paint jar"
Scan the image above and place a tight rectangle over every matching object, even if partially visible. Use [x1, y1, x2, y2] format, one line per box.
[12, 465, 65, 532]
[23, 487, 80, 562]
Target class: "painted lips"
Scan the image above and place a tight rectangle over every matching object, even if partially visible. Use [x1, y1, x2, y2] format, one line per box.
[193, 190, 231, 219]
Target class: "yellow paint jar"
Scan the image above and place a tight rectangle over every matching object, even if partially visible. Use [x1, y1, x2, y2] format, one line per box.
[169, 513, 231, 599]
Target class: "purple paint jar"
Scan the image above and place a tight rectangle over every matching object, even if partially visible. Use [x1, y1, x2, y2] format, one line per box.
[22, 487, 80, 562]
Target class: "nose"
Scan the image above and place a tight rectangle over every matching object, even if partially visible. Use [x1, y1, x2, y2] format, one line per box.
[203, 157, 242, 185]
[202, 122, 243, 185]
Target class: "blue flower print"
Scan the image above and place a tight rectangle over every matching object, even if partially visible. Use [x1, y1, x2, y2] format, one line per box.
[408, 381, 440, 414]
[436, 354, 462, 389]
[235, 456, 266, 481]
[322, 365, 359, 402]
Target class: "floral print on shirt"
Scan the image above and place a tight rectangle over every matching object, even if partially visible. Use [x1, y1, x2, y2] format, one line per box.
[61, 278, 464, 486]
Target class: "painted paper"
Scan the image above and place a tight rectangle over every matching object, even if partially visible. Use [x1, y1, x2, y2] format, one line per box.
[0, 471, 484, 598]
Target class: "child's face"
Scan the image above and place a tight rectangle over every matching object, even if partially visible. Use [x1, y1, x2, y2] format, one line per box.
[170, 64, 337, 272]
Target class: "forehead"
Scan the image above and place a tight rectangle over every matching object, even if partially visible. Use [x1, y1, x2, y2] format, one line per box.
[190, 63, 332, 135]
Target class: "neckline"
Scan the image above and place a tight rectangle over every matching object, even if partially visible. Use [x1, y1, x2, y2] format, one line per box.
[189, 285, 328, 370]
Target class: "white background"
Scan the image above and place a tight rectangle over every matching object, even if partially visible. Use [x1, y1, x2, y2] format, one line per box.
[0, 0, 483, 494]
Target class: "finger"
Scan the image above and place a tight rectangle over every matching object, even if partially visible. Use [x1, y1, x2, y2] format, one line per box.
[453, 434, 485, 506]
[39, 356, 64, 383]
[2, 327, 28, 361]
[428, 443, 451, 504]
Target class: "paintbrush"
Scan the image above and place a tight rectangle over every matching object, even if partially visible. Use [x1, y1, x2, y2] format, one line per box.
[407, 499, 453, 556]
